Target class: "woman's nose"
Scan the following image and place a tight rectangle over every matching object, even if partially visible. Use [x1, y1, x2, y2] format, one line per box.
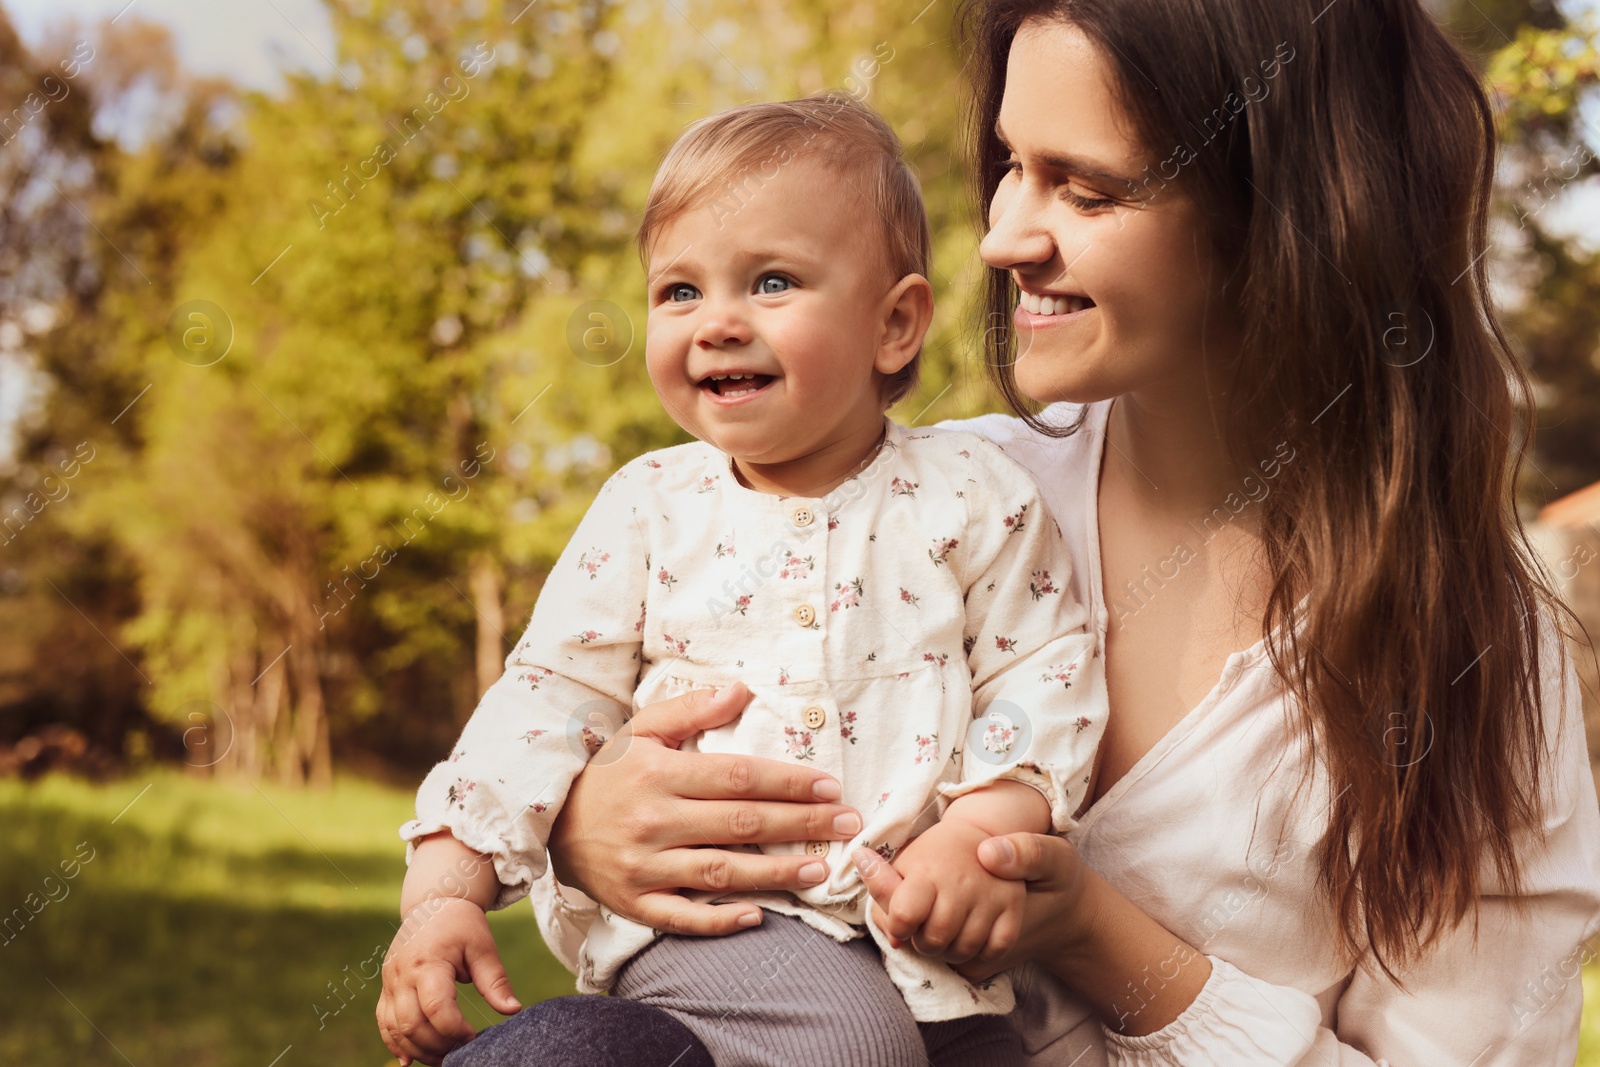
[692, 295, 753, 348]
[979, 181, 1056, 272]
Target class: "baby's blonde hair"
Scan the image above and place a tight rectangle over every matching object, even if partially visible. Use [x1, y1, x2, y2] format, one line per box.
[637, 93, 931, 408]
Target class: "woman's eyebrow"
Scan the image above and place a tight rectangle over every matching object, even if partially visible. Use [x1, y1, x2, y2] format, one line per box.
[994, 120, 1138, 188]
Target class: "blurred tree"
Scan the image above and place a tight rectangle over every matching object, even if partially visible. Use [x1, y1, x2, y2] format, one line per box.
[0, 10, 231, 766]
[1443, 0, 1600, 503]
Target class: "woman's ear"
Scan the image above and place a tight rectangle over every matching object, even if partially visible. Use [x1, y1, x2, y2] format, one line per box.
[874, 273, 935, 376]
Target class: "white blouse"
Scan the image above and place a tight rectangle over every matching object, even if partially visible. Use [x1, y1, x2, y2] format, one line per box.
[403, 415, 1108, 1023]
[940, 400, 1600, 1065]
[529, 399, 1600, 1063]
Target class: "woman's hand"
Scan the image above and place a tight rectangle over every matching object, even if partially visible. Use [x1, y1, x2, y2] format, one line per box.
[547, 682, 865, 936]
[855, 831, 1089, 981]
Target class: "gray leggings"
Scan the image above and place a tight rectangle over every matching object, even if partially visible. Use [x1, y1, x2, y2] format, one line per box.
[443, 908, 1022, 1067]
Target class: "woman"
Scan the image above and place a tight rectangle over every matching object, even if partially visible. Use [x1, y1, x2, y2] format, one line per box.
[380, 0, 1600, 1062]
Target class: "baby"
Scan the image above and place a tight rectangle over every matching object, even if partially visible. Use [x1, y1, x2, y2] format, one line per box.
[398, 94, 1107, 1066]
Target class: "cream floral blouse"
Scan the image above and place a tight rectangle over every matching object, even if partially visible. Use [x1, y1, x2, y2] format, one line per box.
[401, 415, 1107, 1023]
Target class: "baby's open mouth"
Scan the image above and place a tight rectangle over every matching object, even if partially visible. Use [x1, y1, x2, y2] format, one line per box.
[701, 373, 776, 398]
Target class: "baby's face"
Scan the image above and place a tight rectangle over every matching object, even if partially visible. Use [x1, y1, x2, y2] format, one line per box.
[644, 156, 900, 464]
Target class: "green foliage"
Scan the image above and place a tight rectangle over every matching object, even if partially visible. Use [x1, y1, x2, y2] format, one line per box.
[1488, 20, 1600, 142]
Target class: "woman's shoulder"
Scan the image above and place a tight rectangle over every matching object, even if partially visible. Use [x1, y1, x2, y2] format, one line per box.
[929, 401, 1101, 478]
[926, 400, 1106, 524]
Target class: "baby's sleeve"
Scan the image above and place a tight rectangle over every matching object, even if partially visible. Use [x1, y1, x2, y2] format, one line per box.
[399, 460, 652, 910]
[936, 439, 1108, 834]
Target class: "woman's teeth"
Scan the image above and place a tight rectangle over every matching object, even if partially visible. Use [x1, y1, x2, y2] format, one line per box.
[1019, 291, 1092, 316]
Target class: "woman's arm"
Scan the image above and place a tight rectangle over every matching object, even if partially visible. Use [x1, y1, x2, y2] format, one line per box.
[545, 681, 867, 936]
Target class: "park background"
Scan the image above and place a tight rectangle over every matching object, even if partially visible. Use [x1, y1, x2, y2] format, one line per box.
[1, 0, 1599, 1062]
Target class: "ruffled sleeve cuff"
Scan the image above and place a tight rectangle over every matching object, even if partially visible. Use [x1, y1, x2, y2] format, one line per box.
[398, 809, 541, 913]
[1104, 955, 1322, 1065]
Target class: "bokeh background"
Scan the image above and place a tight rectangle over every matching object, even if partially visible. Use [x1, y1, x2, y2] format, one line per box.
[1, 0, 1598, 1063]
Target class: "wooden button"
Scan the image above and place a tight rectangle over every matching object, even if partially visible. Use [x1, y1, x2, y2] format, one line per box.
[803, 705, 826, 729]
[793, 604, 816, 627]
[792, 506, 814, 527]
[805, 840, 831, 857]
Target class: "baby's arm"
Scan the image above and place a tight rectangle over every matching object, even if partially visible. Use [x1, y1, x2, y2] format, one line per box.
[941, 777, 1050, 838]
[401, 458, 653, 910]
[939, 436, 1107, 833]
[382, 460, 652, 1064]
[378, 833, 520, 1065]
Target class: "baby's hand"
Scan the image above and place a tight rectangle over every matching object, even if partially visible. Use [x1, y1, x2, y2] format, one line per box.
[859, 817, 1027, 965]
[376, 896, 521, 1066]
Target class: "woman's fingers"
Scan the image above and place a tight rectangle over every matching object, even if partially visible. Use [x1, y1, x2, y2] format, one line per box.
[853, 846, 903, 910]
[659, 748, 846, 805]
[642, 796, 862, 853]
[976, 831, 1083, 892]
[622, 847, 834, 913]
[626, 683, 754, 747]
[633, 890, 769, 936]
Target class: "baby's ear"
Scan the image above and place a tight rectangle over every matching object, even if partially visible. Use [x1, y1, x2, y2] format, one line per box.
[875, 273, 934, 375]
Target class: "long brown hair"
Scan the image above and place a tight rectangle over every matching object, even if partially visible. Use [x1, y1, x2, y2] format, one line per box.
[960, 0, 1579, 976]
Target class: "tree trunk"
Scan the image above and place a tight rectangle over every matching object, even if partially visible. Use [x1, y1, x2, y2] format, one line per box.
[256, 634, 288, 782]
[469, 553, 506, 702]
[288, 606, 333, 790]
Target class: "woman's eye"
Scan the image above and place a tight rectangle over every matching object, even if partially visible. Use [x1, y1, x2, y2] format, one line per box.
[757, 274, 792, 295]
[997, 157, 1021, 178]
[664, 283, 699, 303]
[1062, 188, 1117, 212]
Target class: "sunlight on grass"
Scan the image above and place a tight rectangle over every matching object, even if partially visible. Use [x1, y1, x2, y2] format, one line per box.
[0, 770, 574, 1067]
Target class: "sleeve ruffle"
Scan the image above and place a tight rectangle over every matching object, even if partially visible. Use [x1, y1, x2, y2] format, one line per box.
[1104, 955, 1324, 1066]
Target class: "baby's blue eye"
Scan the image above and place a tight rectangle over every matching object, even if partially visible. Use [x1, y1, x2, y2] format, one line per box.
[758, 274, 791, 294]
[666, 283, 699, 302]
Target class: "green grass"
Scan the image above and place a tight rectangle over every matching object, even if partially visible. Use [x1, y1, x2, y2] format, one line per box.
[0, 769, 574, 1067]
[3, 771, 1598, 1065]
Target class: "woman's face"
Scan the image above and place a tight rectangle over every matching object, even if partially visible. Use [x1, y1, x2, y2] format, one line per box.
[980, 17, 1240, 405]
